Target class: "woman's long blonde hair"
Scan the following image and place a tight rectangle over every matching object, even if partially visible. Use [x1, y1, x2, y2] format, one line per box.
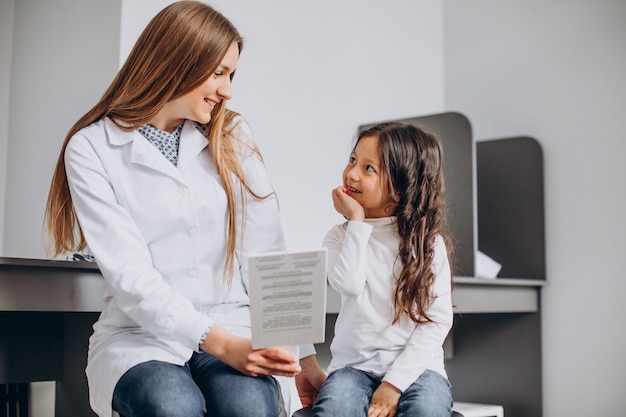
[44, 1, 256, 285]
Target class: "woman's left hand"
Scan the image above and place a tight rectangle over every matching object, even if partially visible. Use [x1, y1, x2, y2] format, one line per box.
[368, 382, 401, 417]
[201, 324, 301, 377]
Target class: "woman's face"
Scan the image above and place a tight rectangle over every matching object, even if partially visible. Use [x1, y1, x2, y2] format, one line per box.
[153, 41, 240, 132]
[342, 135, 395, 218]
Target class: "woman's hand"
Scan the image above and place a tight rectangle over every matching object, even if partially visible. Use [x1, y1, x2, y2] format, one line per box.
[368, 381, 401, 417]
[201, 324, 301, 377]
[331, 186, 364, 221]
[295, 355, 327, 407]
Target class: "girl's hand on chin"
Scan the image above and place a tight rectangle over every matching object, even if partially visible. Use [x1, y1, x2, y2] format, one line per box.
[331, 186, 364, 221]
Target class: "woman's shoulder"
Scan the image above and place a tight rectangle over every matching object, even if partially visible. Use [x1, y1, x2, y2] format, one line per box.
[74, 118, 108, 136]
[70, 117, 123, 142]
[66, 117, 133, 158]
[66, 119, 107, 152]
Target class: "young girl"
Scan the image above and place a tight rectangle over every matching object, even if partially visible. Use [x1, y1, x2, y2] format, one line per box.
[312, 122, 454, 417]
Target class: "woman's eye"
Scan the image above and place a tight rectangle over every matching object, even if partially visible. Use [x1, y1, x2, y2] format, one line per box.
[366, 165, 376, 172]
[349, 156, 356, 164]
[214, 72, 222, 77]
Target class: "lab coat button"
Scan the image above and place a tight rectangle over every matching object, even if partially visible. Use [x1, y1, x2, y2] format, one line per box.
[187, 227, 198, 236]
[186, 269, 199, 278]
[179, 186, 188, 195]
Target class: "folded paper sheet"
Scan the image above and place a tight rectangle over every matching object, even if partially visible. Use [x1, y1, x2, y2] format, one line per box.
[249, 249, 327, 349]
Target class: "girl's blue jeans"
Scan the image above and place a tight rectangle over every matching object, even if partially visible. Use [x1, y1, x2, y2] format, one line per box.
[112, 352, 281, 417]
[311, 367, 452, 417]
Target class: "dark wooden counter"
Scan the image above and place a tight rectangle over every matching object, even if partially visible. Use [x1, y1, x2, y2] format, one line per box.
[1, 257, 101, 416]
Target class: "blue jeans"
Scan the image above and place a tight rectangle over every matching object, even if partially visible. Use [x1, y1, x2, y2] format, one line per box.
[311, 367, 452, 417]
[112, 353, 281, 417]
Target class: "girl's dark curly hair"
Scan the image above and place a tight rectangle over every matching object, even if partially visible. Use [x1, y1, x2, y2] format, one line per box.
[357, 122, 454, 324]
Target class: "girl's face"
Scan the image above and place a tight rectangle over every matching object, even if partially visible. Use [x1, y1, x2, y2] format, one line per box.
[152, 41, 239, 132]
[343, 135, 396, 218]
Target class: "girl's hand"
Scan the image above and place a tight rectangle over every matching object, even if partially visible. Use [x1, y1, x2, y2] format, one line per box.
[368, 382, 401, 417]
[331, 186, 364, 221]
[201, 324, 301, 377]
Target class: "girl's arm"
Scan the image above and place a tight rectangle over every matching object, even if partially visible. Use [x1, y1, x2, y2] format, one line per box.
[322, 185, 372, 295]
[323, 220, 372, 296]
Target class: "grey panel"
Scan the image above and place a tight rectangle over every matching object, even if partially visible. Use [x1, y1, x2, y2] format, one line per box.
[446, 312, 543, 417]
[477, 137, 545, 279]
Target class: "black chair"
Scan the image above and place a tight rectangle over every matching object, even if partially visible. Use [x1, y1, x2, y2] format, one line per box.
[291, 407, 312, 417]
[291, 406, 465, 417]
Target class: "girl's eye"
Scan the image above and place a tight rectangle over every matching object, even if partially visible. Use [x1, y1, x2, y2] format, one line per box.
[349, 156, 356, 164]
[366, 165, 376, 172]
[214, 71, 223, 77]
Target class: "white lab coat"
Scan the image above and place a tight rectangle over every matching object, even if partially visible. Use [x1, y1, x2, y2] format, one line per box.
[65, 116, 291, 417]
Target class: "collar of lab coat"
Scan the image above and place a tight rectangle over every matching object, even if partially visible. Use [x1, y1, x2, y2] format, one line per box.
[103, 117, 209, 179]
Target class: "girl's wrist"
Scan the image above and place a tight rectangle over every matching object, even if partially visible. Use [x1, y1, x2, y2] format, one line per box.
[348, 208, 365, 222]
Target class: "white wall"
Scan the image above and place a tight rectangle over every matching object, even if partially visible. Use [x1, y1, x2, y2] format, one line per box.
[443, 0, 626, 415]
[0, 0, 14, 255]
[1, 0, 121, 258]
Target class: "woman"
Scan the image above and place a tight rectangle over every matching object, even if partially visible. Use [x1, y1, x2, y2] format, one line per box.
[44, 2, 325, 416]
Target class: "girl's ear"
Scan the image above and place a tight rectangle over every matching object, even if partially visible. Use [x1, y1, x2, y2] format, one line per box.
[389, 186, 400, 203]
[385, 189, 400, 216]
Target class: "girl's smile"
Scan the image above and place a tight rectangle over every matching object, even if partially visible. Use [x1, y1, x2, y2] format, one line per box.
[345, 185, 361, 195]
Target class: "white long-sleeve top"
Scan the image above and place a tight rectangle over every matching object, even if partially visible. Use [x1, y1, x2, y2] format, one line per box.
[323, 217, 453, 392]
[65, 116, 304, 417]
